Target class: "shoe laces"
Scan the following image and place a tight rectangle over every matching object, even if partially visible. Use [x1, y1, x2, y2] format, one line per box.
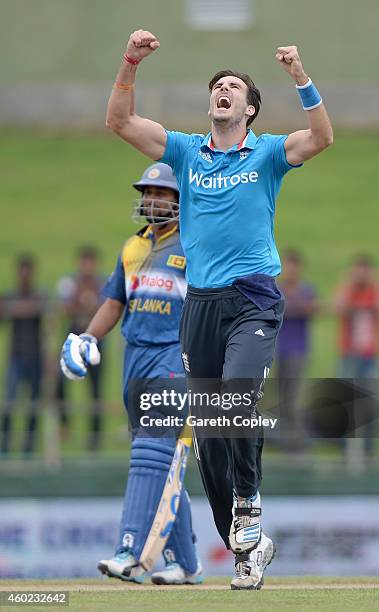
[235, 559, 251, 578]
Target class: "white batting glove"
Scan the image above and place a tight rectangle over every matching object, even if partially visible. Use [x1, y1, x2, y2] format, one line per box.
[60, 333, 101, 381]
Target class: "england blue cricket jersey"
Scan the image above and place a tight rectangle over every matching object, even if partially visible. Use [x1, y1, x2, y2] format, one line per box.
[102, 225, 186, 346]
[160, 129, 301, 288]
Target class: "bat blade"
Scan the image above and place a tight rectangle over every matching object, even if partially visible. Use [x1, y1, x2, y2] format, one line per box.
[137, 428, 192, 573]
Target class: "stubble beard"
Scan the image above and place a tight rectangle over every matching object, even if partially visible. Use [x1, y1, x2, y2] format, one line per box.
[211, 110, 246, 133]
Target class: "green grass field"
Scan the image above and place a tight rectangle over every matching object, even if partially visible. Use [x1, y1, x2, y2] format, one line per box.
[0, 129, 378, 453]
[1, 578, 379, 611]
[1, 0, 378, 83]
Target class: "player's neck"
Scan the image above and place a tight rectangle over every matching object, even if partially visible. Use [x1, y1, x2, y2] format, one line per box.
[211, 123, 248, 152]
[152, 221, 177, 240]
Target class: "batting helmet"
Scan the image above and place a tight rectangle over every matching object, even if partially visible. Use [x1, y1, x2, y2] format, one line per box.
[133, 163, 179, 193]
[132, 163, 179, 226]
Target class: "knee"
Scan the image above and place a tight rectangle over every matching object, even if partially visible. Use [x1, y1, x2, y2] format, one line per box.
[130, 438, 176, 471]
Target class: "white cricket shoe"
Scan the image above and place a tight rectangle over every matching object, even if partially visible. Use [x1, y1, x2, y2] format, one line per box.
[151, 561, 203, 585]
[230, 532, 275, 590]
[97, 551, 145, 583]
[229, 492, 261, 554]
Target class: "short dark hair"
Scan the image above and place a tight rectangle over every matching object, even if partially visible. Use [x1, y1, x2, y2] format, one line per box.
[17, 253, 35, 268]
[352, 253, 375, 268]
[77, 245, 100, 260]
[208, 70, 262, 127]
[283, 249, 303, 264]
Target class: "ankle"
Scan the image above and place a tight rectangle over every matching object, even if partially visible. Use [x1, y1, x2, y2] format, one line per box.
[234, 490, 260, 506]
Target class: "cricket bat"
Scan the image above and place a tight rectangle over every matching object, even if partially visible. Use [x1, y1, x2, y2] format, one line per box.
[130, 425, 192, 576]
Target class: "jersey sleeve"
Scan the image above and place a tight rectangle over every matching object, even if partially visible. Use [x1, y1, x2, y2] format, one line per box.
[271, 134, 303, 178]
[101, 256, 126, 304]
[159, 130, 193, 177]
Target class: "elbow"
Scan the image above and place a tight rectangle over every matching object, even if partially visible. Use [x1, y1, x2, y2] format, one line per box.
[105, 111, 132, 136]
[310, 124, 334, 153]
[105, 117, 113, 130]
[313, 137, 333, 154]
[324, 131, 334, 148]
[317, 130, 334, 151]
[105, 116, 125, 135]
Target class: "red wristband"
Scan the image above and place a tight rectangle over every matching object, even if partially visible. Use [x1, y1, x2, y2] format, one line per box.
[123, 53, 140, 65]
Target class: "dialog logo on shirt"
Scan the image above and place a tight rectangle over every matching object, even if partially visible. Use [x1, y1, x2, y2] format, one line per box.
[140, 274, 174, 291]
[131, 274, 139, 290]
[189, 168, 258, 189]
[129, 274, 174, 292]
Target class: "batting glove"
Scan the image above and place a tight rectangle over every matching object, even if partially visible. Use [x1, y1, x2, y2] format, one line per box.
[60, 333, 101, 381]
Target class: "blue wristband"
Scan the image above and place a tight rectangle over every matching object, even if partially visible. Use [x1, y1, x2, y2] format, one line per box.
[296, 78, 322, 111]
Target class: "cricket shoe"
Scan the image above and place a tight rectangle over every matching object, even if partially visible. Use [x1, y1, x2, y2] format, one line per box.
[151, 561, 203, 585]
[97, 551, 145, 583]
[230, 532, 275, 590]
[229, 491, 261, 554]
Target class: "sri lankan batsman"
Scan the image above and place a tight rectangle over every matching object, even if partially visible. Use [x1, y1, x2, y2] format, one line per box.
[60, 163, 202, 585]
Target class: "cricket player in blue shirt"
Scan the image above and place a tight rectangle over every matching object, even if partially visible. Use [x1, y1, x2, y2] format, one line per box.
[105, 30, 333, 590]
[60, 163, 202, 585]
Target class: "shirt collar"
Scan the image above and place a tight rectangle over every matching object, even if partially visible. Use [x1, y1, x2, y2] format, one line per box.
[139, 223, 178, 244]
[156, 223, 178, 244]
[200, 129, 258, 152]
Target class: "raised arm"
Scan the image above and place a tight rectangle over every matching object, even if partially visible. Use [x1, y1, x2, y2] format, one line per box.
[275, 46, 333, 165]
[106, 30, 167, 160]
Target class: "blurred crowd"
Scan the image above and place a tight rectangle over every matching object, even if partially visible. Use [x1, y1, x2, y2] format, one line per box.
[0, 247, 106, 455]
[276, 251, 379, 456]
[0, 248, 378, 457]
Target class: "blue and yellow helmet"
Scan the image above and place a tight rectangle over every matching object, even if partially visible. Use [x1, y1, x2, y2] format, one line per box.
[132, 163, 179, 226]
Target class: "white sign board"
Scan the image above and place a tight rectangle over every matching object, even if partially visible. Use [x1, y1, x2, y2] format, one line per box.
[185, 0, 254, 31]
[1, 497, 379, 578]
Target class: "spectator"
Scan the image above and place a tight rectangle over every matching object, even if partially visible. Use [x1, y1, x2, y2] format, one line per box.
[276, 250, 318, 450]
[334, 255, 379, 378]
[334, 255, 379, 456]
[0, 254, 47, 455]
[55, 246, 105, 451]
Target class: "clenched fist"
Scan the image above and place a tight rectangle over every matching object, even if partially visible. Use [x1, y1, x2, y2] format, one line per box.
[276, 46, 308, 84]
[126, 29, 160, 63]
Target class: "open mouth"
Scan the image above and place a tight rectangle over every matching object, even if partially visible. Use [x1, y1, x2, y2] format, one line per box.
[217, 95, 232, 110]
